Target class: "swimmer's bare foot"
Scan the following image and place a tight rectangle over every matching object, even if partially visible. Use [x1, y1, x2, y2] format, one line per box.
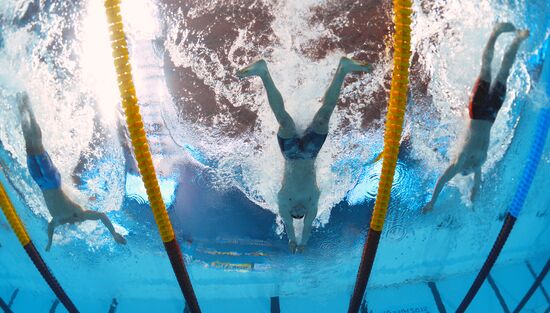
[493, 22, 516, 36]
[236, 59, 268, 78]
[338, 57, 372, 74]
[114, 233, 127, 245]
[296, 245, 305, 254]
[515, 29, 530, 41]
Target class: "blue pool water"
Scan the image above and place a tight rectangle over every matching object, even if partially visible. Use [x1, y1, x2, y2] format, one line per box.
[0, 0, 549, 312]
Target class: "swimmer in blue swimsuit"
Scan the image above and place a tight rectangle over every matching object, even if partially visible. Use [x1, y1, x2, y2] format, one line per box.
[18, 92, 126, 250]
[237, 57, 372, 253]
[423, 23, 529, 213]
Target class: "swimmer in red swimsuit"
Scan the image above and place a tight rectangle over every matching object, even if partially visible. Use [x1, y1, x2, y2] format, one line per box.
[237, 57, 372, 252]
[18, 92, 126, 250]
[423, 23, 529, 213]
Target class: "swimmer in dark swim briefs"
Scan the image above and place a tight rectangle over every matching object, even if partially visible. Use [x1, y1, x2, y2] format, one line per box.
[237, 57, 372, 253]
[17, 92, 126, 250]
[423, 23, 530, 213]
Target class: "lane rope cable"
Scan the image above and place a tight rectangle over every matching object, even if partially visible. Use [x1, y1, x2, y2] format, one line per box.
[0, 181, 79, 313]
[103, 1, 201, 312]
[347, 0, 412, 312]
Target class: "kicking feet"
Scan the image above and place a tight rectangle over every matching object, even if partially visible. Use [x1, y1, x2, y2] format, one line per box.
[113, 232, 127, 245]
[237, 57, 372, 79]
[492, 22, 516, 36]
[236, 59, 268, 78]
[17, 91, 31, 114]
[514, 29, 530, 42]
[338, 57, 372, 74]
[490, 22, 529, 43]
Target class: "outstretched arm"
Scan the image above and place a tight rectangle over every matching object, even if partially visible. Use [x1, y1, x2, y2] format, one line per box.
[423, 163, 459, 213]
[80, 210, 126, 244]
[297, 206, 318, 253]
[471, 167, 482, 202]
[279, 209, 297, 253]
[46, 220, 57, 251]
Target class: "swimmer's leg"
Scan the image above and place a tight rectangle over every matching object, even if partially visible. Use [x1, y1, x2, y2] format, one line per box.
[18, 92, 45, 155]
[237, 60, 296, 138]
[80, 210, 127, 244]
[310, 57, 372, 135]
[494, 29, 530, 86]
[479, 22, 516, 82]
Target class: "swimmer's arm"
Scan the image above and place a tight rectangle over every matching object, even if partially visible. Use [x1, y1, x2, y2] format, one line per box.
[45, 220, 57, 251]
[80, 209, 126, 244]
[299, 207, 318, 250]
[471, 167, 481, 201]
[423, 163, 459, 212]
[280, 209, 297, 244]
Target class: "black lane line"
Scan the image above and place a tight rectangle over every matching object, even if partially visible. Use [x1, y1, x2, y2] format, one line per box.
[360, 298, 368, 313]
[514, 259, 550, 313]
[23, 242, 78, 313]
[108, 298, 118, 313]
[427, 281, 447, 313]
[487, 274, 511, 313]
[348, 230, 381, 313]
[49, 300, 59, 313]
[526, 261, 550, 304]
[456, 214, 516, 313]
[163, 239, 201, 313]
[0, 298, 14, 313]
[184, 303, 191, 313]
[7, 289, 18, 307]
[271, 296, 281, 313]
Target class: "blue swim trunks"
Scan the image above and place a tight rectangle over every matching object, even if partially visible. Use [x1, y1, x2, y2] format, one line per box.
[277, 127, 328, 160]
[27, 152, 61, 190]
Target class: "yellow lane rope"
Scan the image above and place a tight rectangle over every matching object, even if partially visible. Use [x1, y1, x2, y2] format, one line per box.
[0, 178, 79, 313]
[0, 181, 30, 245]
[104, 0, 174, 242]
[370, 0, 412, 232]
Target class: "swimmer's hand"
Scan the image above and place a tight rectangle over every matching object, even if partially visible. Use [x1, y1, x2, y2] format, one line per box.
[296, 245, 306, 254]
[422, 201, 433, 214]
[45, 242, 52, 252]
[289, 240, 297, 254]
[114, 233, 127, 245]
[369, 152, 383, 164]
